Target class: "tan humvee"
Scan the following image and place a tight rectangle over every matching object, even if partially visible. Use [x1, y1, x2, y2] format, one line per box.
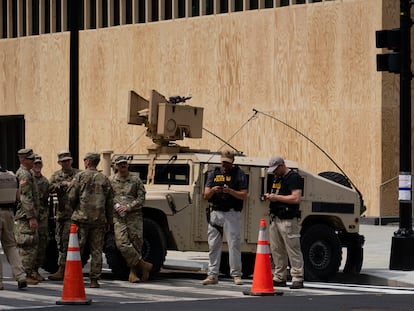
[100, 90, 365, 281]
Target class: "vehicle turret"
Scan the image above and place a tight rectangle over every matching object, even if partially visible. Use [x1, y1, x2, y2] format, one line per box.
[127, 90, 204, 153]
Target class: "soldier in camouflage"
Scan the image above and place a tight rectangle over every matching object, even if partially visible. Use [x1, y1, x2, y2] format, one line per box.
[31, 155, 49, 282]
[109, 156, 153, 283]
[68, 152, 114, 288]
[48, 151, 81, 281]
[14, 148, 40, 285]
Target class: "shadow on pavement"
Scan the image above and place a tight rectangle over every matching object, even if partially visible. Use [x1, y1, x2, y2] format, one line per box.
[329, 272, 413, 287]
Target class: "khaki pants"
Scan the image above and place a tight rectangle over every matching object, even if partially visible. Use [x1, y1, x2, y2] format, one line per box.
[0, 209, 26, 285]
[269, 216, 304, 282]
[207, 210, 242, 277]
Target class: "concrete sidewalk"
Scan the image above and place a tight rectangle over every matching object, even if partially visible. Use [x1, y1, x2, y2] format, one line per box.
[164, 224, 414, 288]
[2, 224, 412, 287]
[356, 224, 414, 287]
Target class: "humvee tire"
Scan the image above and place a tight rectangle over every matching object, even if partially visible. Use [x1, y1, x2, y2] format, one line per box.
[318, 170, 364, 275]
[342, 233, 364, 274]
[343, 244, 364, 274]
[104, 218, 167, 280]
[301, 224, 342, 281]
[42, 238, 59, 273]
[141, 218, 167, 274]
[42, 203, 59, 273]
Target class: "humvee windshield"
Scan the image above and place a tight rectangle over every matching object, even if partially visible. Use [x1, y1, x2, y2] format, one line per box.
[129, 164, 190, 185]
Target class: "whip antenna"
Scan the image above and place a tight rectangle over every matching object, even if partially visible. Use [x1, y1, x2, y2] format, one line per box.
[252, 108, 363, 203]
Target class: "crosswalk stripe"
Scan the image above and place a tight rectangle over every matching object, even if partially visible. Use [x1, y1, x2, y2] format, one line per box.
[0, 278, 250, 309]
[1, 277, 413, 309]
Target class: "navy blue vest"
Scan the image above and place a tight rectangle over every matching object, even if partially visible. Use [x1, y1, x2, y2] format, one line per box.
[208, 167, 244, 212]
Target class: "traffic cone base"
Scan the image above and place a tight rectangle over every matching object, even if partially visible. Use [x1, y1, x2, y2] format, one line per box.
[56, 299, 92, 305]
[243, 219, 277, 296]
[243, 290, 281, 296]
[56, 223, 92, 305]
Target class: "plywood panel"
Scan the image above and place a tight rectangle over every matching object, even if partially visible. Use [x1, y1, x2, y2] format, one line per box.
[0, 34, 70, 175]
[74, 1, 385, 215]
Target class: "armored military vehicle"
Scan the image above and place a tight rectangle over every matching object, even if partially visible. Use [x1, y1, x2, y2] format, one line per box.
[97, 89, 365, 281]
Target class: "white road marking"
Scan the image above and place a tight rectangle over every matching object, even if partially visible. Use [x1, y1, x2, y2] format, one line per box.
[0, 278, 413, 309]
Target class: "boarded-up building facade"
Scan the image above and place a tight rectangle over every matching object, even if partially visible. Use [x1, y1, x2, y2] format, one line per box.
[0, 0, 409, 218]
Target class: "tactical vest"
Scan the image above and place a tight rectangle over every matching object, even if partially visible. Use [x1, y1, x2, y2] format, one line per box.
[0, 169, 18, 205]
[208, 166, 244, 212]
[269, 170, 301, 219]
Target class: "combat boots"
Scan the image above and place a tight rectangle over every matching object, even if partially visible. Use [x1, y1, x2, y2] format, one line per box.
[25, 275, 39, 285]
[48, 265, 65, 281]
[128, 267, 140, 283]
[202, 275, 218, 285]
[90, 279, 100, 288]
[32, 271, 45, 282]
[137, 260, 153, 282]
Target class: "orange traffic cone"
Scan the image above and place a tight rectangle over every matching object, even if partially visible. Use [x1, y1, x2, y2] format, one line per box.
[56, 223, 91, 305]
[243, 219, 279, 296]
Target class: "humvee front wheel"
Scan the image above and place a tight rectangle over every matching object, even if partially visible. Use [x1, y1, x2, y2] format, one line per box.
[141, 218, 167, 274]
[301, 224, 342, 281]
[42, 238, 59, 273]
[342, 233, 364, 274]
[343, 245, 363, 274]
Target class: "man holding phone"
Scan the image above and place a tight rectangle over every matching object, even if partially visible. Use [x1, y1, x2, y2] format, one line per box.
[202, 150, 248, 286]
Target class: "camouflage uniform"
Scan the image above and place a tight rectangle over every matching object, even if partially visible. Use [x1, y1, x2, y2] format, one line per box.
[49, 166, 81, 267]
[68, 155, 113, 285]
[109, 171, 146, 267]
[109, 155, 153, 283]
[33, 169, 49, 278]
[15, 165, 40, 280]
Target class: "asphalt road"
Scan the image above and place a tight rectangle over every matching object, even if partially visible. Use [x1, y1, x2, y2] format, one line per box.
[2, 223, 414, 310]
[1, 266, 414, 310]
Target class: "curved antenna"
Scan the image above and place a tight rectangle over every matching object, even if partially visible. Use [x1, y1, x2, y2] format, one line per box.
[202, 127, 241, 154]
[203, 109, 259, 156]
[122, 131, 146, 154]
[253, 108, 364, 204]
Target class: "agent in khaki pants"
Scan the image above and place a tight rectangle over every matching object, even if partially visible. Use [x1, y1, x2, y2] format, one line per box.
[264, 156, 305, 290]
[0, 165, 28, 290]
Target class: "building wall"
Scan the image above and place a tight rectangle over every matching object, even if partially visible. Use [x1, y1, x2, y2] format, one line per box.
[379, 0, 402, 218]
[0, 0, 405, 217]
[0, 33, 70, 172]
